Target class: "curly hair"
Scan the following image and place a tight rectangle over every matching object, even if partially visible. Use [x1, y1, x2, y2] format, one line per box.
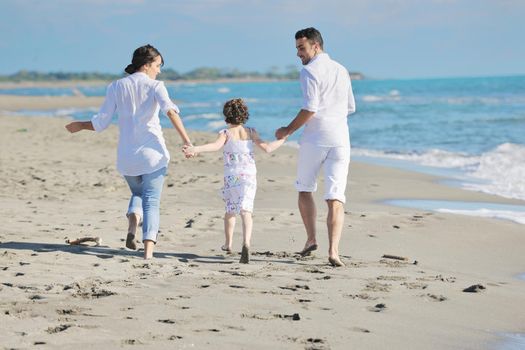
[223, 98, 249, 125]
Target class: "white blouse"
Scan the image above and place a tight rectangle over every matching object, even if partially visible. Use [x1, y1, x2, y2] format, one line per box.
[91, 72, 179, 176]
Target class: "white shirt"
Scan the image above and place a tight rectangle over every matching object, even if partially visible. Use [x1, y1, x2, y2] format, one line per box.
[300, 53, 356, 147]
[91, 72, 179, 176]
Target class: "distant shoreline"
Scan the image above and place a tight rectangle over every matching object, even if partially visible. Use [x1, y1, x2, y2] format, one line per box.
[0, 74, 364, 89]
[0, 77, 291, 89]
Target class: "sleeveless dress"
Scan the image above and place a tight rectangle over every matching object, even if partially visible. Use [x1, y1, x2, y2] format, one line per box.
[221, 128, 257, 214]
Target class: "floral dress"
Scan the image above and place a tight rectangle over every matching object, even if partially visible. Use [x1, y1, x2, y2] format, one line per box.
[221, 128, 257, 214]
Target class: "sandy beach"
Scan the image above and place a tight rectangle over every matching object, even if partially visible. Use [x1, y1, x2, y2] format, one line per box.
[1, 97, 525, 349]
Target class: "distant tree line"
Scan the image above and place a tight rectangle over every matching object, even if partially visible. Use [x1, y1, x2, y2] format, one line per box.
[0, 66, 301, 82]
[0, 66, 363, 82]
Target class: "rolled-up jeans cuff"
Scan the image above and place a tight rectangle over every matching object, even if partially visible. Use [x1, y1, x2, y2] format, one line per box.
[142, 231, 158, 243]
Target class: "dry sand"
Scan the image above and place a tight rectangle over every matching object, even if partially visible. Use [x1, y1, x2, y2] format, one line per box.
[1, 97, 525, 349]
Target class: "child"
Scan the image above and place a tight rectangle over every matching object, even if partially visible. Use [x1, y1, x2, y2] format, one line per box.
[183, 98, 286, 263]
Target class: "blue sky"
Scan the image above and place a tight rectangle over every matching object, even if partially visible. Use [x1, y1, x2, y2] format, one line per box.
[1, 0, 524, 79]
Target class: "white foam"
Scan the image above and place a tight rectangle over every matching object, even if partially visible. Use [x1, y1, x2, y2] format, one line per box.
[184, 113, 222, 121]
[217, 87, 230, 93]
[4, 107, 97, 117]
[353, 143, 525, 201]
[361, 92, 401, 103]
[206, 120, 227, 129]
[179, 102, 215, 108]
[437, 208, 525, 225]
[463, 143, 525, 200]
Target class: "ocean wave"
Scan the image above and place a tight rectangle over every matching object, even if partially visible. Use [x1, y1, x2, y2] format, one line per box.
[184, 113, 222, 121]
[387, 199, 525, 225]
[4, 107, 97, 117]
[361, 90, 401, 103]
[353, 143, 525, 201]
[179, 102, 216, 108]
[437, 208, 525, 225]
[206, 120, 227, 129]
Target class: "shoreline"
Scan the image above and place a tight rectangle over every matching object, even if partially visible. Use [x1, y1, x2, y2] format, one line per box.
[1, 108, 525, 348]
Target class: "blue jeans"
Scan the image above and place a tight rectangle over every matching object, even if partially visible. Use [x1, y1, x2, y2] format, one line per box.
[124, 167, 167, 242]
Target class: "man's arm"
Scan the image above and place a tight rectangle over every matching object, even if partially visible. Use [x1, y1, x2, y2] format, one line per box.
[65, 121, 95, 133]
[275, 109, 315, 139]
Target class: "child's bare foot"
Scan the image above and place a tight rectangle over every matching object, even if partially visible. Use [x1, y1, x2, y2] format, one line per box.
[126, 233, 137, 250]
[221, 245, 232, 253]
[239, 245, 250, 264]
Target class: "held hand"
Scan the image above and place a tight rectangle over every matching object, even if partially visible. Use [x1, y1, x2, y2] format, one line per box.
[65, 122, 82, 133]
[275, 127, 290, 140]
[182, 144, 196, 159]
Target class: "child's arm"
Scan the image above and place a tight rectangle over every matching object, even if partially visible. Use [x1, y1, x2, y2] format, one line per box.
[183, 131, 227, 156]
[252, 129, 287, 153]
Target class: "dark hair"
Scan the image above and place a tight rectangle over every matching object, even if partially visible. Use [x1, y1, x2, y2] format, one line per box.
[295, 27, 324, 49]
[124, 44, 164, 74]
[223, 98, 249, 125]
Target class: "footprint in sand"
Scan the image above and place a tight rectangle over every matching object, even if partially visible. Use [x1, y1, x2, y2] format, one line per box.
[46, 324, 73, 334]
[158, 319, 176, 324]
[344, 293, 379, 301]
[351, 327, 371, 333]
[421, 294, 447, 302]
[463, 284, 486, 293]
[305, 337, 327, 349]
[229, 285, 246, 289]
[401, 282, 428, 290]
[377, 275, 407, 281]
[279, 285, 310, 291]
[367, 303, 387, 312]
[364, 282, 391, 292]
[275, 313, 301, 321]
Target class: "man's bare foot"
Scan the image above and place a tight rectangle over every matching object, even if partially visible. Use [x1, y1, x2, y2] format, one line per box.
[126, 233, 137, 250]
[143, 240, 154, 260]
[298, 243, 318, 257]
[328, 256, 345, 267]
[239, 245, 250, 264]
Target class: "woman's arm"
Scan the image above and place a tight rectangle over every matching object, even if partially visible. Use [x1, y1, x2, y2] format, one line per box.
[65, 121, 95, 133]
[252, 129, 287, 153]
[166, 109, 192, 145]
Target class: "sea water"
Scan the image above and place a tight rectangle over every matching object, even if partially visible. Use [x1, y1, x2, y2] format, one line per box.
[2, 75, 524, 222]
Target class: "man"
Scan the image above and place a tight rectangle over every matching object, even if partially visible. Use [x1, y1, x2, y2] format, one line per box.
[275, 27, 356, 267]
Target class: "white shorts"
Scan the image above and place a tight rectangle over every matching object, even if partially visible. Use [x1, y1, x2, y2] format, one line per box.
[295, 143, 350, 203]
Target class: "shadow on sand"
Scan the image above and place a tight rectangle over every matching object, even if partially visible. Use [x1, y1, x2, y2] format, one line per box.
[0, 241, 302, 265]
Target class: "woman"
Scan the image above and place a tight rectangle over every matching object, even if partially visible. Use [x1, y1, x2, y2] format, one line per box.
[65, 44, 192, 259]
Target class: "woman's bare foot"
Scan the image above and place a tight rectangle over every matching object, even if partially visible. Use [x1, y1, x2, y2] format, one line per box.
[126, 213, 140, 250]
[143, 240, 154, 259]
[126, 233, 137, 250]
[239, 245, 250, 264]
